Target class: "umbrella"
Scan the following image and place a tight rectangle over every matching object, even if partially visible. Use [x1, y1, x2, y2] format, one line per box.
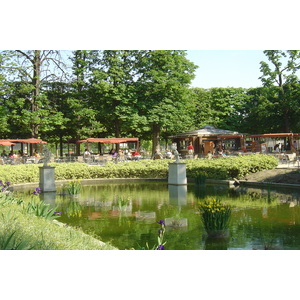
[10, 138, 47, 144]
[0, 141, 16, 146]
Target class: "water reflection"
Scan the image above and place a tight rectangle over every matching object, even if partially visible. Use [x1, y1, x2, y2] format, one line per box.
[40, 192, 57, 206]
[168, 185, 187, 206]
[15, 182, 300, 250]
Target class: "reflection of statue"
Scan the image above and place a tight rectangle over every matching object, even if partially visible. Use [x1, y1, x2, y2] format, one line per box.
[43, 146, 52, 166]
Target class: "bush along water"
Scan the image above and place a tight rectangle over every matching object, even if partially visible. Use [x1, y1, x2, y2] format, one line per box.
[0, 154, 278, 185]
[199, 198, 231, 237]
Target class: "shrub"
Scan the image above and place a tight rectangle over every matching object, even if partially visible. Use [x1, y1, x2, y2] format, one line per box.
[0, 154, 278, 185]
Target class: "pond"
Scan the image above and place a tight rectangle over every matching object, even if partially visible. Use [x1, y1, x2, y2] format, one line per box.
[16, 181, 300, 250]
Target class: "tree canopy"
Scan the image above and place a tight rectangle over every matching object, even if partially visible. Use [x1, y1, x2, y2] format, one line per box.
[1, 50, 300, 155]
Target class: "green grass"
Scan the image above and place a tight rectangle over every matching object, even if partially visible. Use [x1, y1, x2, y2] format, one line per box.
[0, 194, 117, 250]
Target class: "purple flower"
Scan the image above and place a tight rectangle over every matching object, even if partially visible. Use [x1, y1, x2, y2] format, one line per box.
[158, 229, 164, 237]
[54, 211, 62, 216]
[157, 244, 165, 250]
[32, 187, 42, 195]
[157, 220, 165, 226]
[0, 180, 3, 186]
[5, 182, 10, 187]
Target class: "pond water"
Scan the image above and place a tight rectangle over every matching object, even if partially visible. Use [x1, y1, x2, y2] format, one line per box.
[16, 181, 300, 250]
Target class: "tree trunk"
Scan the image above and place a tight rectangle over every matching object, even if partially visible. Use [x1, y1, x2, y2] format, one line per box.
[31, 50, 41, 139]
[152, 123, 161, 156]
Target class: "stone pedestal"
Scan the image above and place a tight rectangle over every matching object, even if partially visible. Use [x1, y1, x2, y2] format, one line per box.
[168, 163, 187, 185]
[39, 166, 56, 192]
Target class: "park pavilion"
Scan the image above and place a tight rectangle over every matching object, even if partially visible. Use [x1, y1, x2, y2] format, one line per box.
[170, 125, 246, 157]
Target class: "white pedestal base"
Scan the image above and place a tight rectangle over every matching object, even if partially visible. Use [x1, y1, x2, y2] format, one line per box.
[168, 163, 187, 185]
[39, 166, 56, 192]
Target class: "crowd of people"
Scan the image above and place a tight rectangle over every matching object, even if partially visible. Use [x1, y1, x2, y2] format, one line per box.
[0, 149, 42, 164]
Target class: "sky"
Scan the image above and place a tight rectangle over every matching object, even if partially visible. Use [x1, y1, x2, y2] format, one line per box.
[186, 50, 266, 89]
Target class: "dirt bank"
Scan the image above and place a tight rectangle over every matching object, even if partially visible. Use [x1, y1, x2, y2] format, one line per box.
[241, 168, 300, 184]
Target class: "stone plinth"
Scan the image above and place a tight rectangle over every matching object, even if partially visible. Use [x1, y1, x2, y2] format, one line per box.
[39, 166, 56, 192]
[168, 163, 187, 185]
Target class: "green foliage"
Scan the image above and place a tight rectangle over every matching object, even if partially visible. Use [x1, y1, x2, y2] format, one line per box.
[24, 199, 59, 220]
[63, 180, 82, 195]
[186, 154, 278, 180]
[0, 231, 33, 250]
[199, 198, 231, 232]
[0, 155, 278, 186]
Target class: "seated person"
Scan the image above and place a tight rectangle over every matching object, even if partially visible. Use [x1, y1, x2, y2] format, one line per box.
[8, 151, 14, 159]
[153, 151, 163, 160]
[165, 149, 173, 159]
[33, 150, 40, 157]
[206, 151, 212, 159]
[131, 150, 141, 160]
[84, 149, 91, 157]
[1, 150, 7, 157]
[218, 150, 226, 157]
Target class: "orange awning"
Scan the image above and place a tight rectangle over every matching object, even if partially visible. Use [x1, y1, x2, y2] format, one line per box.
[77, 138, 139, 144]
[217, 134, 244, 139]
[9, 138, 47, 144]
[249, 133, 296, 138]
[0, 140, 16, 146]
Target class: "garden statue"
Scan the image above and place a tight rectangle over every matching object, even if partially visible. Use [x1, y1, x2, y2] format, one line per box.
[171, 143, 180, 163]
[168, 143, 187, 185]
[43, 146, 52, 166]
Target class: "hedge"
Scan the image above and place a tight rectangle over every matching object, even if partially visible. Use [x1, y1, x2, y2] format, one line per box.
[0, 154, 278, 185]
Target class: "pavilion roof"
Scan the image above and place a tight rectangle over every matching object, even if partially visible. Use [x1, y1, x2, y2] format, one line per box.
[171, 125, 243, 138]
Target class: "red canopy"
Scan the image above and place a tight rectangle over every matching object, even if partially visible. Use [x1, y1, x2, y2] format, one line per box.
[249, 133, 296, 138]
[0, 140, 16, 146]
[9, 138, 47, 144]
[77, 138, 139, 144]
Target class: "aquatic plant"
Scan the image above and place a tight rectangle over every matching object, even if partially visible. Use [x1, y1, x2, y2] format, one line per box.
[199, 198, 231, 233]
[63, 180, 82, 195]
[117, 196, 130, 209]
[156, 220, 166, 250]
[64, 201, 82, 217]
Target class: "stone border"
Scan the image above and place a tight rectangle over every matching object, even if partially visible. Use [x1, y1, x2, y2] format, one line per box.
[10, 177, 300, 191]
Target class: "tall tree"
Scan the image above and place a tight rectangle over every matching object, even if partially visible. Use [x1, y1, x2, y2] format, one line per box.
[0, 53, 10, 136]
[89, 50, 142, 138]
[136, 50, 197, 154]
[259, 50, 300, 132]
[1, 50, 67, 138]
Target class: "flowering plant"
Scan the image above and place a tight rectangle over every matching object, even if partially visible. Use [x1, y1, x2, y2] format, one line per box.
[137, 219, 167, 250]
[199, 198, 231, 232]
[32, 187, 41, 195]
[156, 220, 166, 250]
[0, 180, 10, 193]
